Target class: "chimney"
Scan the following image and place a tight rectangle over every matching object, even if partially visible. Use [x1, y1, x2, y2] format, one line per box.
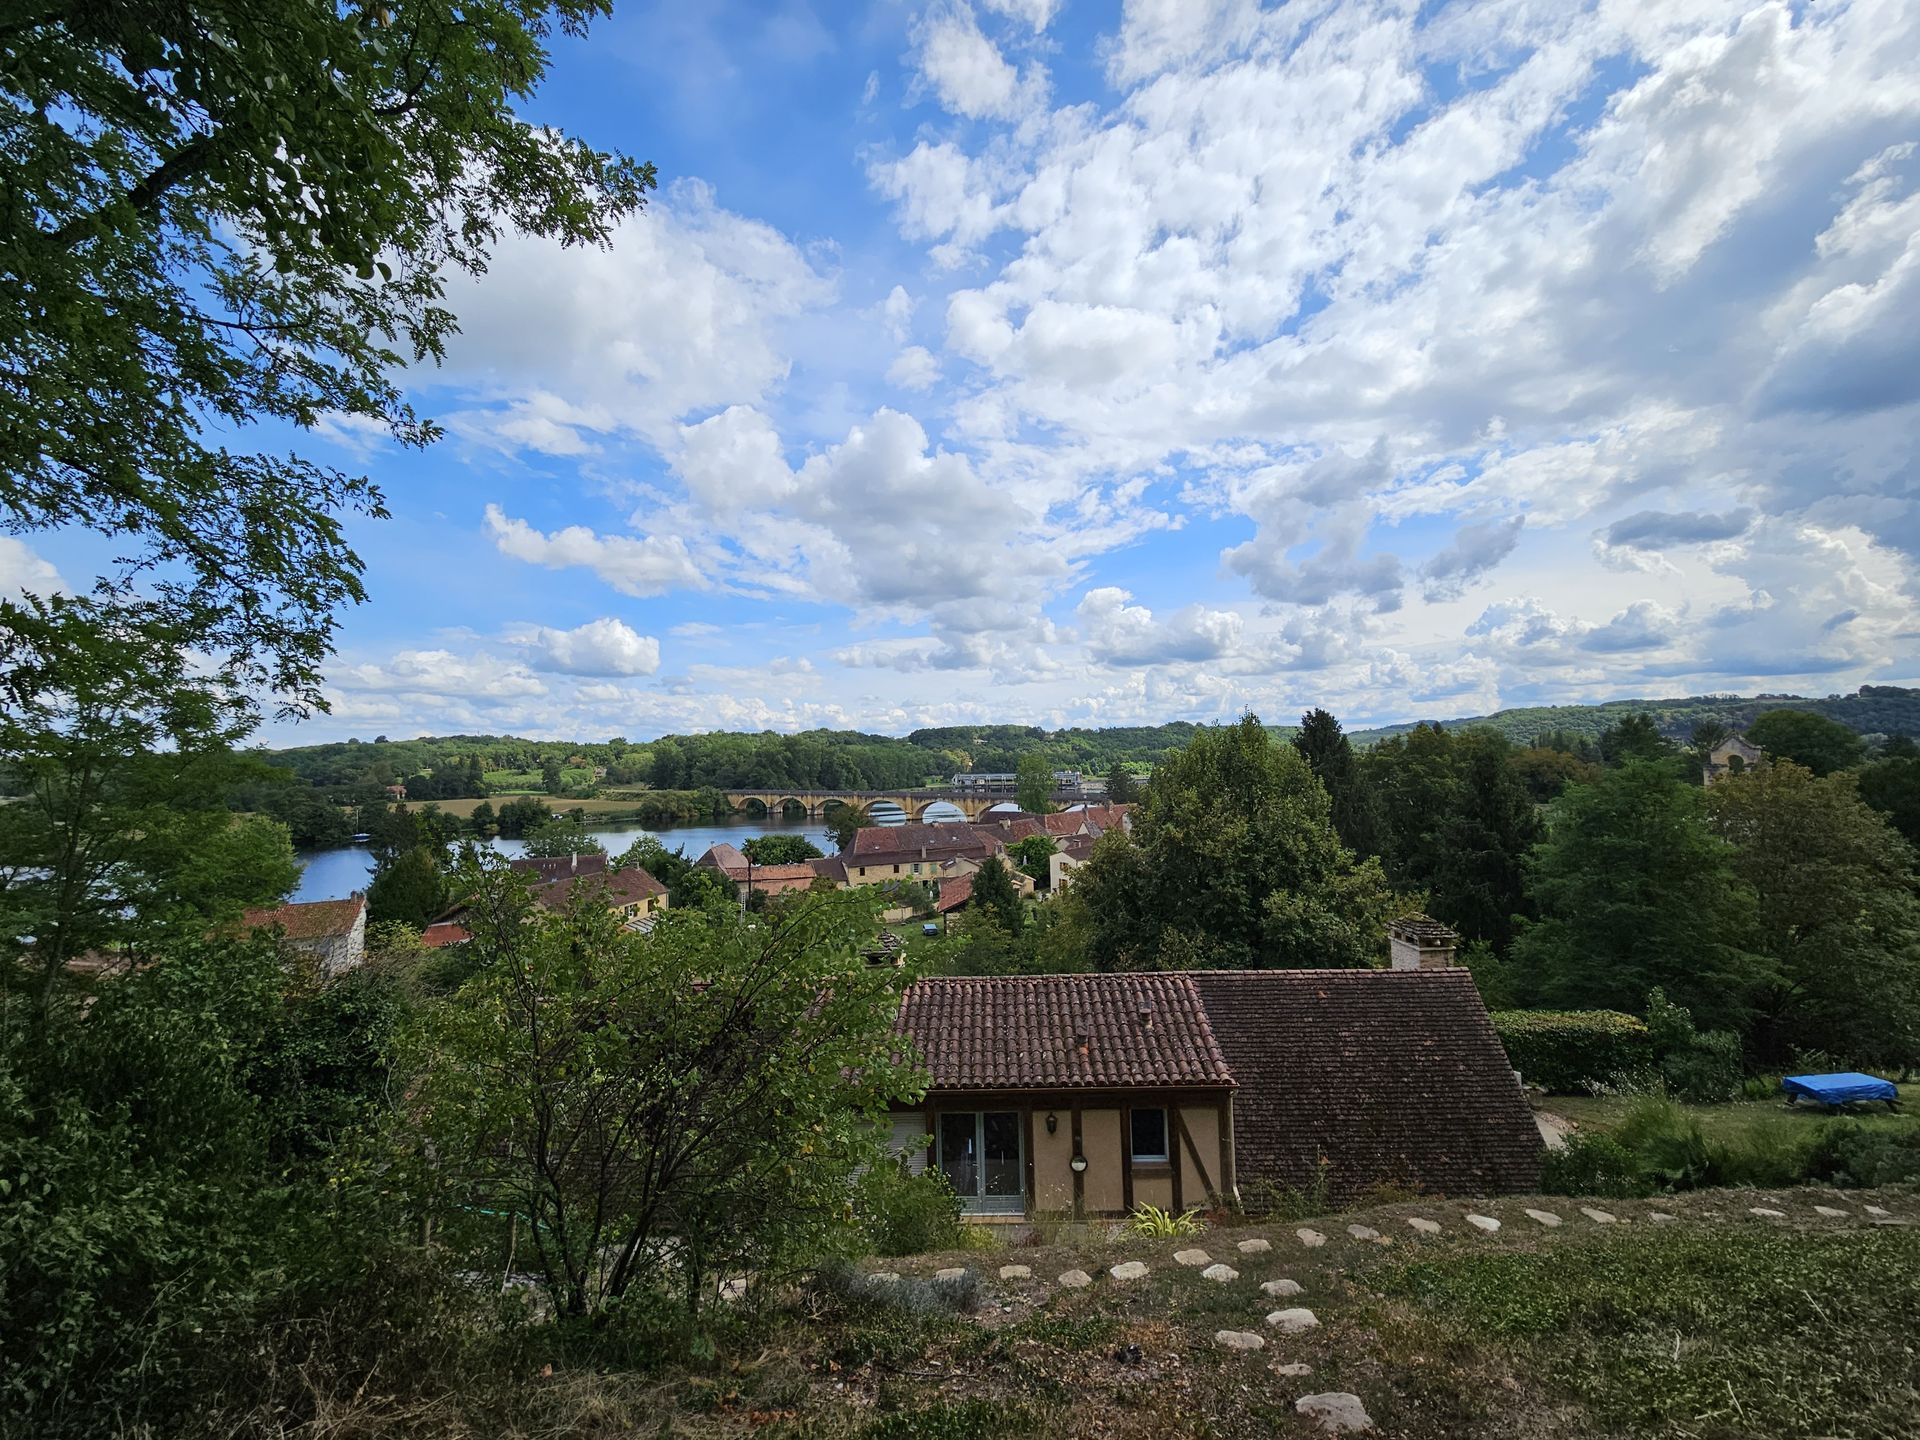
[1389, 914, 1459, 970]
[1137, 1000, 1155, 1030]
[1074, 1029, 1090, 1059]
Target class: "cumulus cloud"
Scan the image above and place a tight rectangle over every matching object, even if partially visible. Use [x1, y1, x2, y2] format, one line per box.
[1076, 586, 1243, 666]
[914, 3, 1048, 121]
[887, 345, 941, 390]
[507, 618, 662, 677]
[0, 537, 63, 599]
[483, 505, 706, 596]
[1602, 509, 1756, 551]
[1420, 516, 1525, 601]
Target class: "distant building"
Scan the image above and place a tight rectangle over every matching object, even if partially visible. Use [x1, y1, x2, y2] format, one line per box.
[242, 895, 367, 978]
[950, 770, 1083, 795]
[1703, 734, 1764, 784]
[531, 865, 668, 929]
[509, 851, 610, 883]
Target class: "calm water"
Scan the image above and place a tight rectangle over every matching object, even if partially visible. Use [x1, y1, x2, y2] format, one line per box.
[291, 814, 835, 903]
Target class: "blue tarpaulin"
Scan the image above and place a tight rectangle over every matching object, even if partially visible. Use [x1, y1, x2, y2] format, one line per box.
[1782, 1073, 1900, 1106]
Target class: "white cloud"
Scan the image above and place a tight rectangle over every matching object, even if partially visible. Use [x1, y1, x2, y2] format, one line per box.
[1420, 516, 1525, 601]
[0, 538, 63, 599]
[1076, 586, 1243, 666]
[483, 505, 706, 596]
[914, 3, 1048, 121]
[508, 617, 662, 677]
[887, 344, 941, 390]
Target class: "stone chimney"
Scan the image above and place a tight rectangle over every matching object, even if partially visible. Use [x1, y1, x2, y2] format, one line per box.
[1388, 913, 1460, 970]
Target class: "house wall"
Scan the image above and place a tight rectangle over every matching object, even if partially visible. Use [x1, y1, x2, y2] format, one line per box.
[1078, 1108, 1125, 1213]
[1031, 1109, 1075, 1211]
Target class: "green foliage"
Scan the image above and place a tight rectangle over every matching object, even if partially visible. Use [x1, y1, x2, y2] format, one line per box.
[1015, 750, 1056, 814]
[826, 803, 876, 853]
[1104, 761, 1141, 804]
[1, 1, 649, 716]
[1073, 715, 1401, 970]
[968, 857, 1026, 934]
[1803, 1121, 1920, 1187]
[1747, 708, 1867, 776]
[1858, 754, 1920, 850]
[1539, 1132, 1650, 1198]
[1597, 713, 1672, 766]
[743, 834, 826, 865]
[859, 1163, 965, 1257]
[1513, 762, 1766, 1031]
[1125, 1203, 1206, 1237]
[366, 845, 446, 928]
[1491, 1010, 1653, 1093]
[1292, 707, 1379, 854]
[494, 795, 555, 838]
[1007, 834, 1058, 887]
[1383, 1225, 1920, 1439]
[519, 816, 608, 858]
[402, 867, 923, 1320]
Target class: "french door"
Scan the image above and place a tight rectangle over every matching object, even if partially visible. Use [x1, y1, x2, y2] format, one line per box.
[936, 1110, 1025, 1214]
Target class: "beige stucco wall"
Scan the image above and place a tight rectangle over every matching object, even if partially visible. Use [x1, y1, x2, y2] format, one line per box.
[1178, 1104, 1223, 1202]
[1079, 1108, 1124, 1213]
[1133, 1172, 1173, 1209]
[1031, 1109, 1076, 1212]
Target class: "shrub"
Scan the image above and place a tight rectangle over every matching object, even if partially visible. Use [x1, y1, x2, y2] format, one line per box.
[1662, 1028, 1745, 1103]
[858, 1163, 965, 1257]
[1492, 1009, 1653, 1092]
[1541, 1132, 1650, 1198]
[1804, 1122, 1920, 1188]
[1126, 1203, 1205, 1237]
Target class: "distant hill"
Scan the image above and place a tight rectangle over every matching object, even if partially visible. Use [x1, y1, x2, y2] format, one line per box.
[1346, 685, 1920, 747]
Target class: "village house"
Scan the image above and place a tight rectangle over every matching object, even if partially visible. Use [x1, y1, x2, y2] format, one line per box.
[888, 926, 1540, 1218]
[1703, 733, 1764, 783]
[694, 843, 846, 901]
[842, 822, 1006, 885]
[242, 895, 367, 979]
[508, 851, 610, 883]
[531, 865, 668, 929]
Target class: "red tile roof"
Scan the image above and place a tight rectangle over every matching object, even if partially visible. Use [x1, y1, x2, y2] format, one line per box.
[809, 855, 848, 884]
[420, 922, 472, 949]
[742, 863, 819, 882]
[242, 895, 365, 941]
[535, 865, 666, 911]
[849, 823, 1000, 865]
[696, 842, 747, 875]
[509, 852, 609, 882]
[934, 874, 974, 913]
[897, 974, 1235, 1091]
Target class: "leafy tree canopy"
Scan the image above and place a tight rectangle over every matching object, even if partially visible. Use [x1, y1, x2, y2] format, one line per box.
[519, 817, 607, 859]
[1747, 708, 1867, 777]
[968, 856, 1026, 933]
[741, 834, 824, 865]
[1015, 751, 1056, 814]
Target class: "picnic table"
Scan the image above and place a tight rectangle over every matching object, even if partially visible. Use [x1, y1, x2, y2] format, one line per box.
[1782, 1072, 1900, 1110]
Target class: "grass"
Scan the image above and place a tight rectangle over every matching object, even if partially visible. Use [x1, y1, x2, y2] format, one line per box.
[1547, 1085, 1917, 1146]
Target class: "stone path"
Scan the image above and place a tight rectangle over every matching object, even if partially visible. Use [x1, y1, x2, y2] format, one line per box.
[1296, 1392, 1374, 1433]
[1261, 1277, 1304, 1298]
[1216, 1329, 1265, 1352]
[1267, 1307, 1319, 1334]
[1173, 1247, 1211, 1267]
[1202, 1262, 1239, 1283]
[1407, 1217, 1441, 1235]
[1110, 1260, 1149, 1281]
[1467, 1214, 1501, 1232]
[1297, 1227, 1328, 1247]
[1524, 1208, 1562, 1227]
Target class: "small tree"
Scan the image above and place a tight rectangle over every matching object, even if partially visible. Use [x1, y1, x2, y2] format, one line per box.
[494, 796, 554, 839]
[1746, 709, 1866, 777]
[404, 867, 924, 1321]
[366, 846, 445, 928]
[742, 834, 825, 865]
[969, 856, 1026, 933]
[1015, 752, 1055, 814]
[825, 804, 874, 853]
[540, 756, 566, 795]
[1008, 834, 1058, 889]
[519, 817, 606, 859]
[1105, 761, 1140, 805]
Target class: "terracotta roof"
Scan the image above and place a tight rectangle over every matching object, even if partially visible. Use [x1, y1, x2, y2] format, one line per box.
[509, 852, 609, 882]
[242, 896, 365, 941]
[897, 974, 1235, 1091]
[934, 874, 974, 913]
[535, 865, 666, 911]
[420, 922, 472, 949]
[742, 862, 818, 883]
[1190, 969, 1541, 1203]
[972, 816, 1048, 842]
[809, 855, 848, 884]
[697, 842, 747, 875]
[850, 822, 993, 857]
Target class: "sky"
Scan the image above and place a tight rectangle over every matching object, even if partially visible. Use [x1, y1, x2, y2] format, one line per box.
[16, 0, 1920, 745]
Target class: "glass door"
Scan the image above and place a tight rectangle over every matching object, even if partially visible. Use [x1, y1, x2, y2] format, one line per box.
[936, 1111, 1025, 1214]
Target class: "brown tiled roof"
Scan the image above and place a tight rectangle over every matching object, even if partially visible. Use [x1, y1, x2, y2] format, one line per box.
[697, 842, 747, 875]
[897, 974, 1235, 1091]
[972, 816, 1048, 842]
[1189, 969, 1541, 1202]
[1039, 812, 1088, 837]
[850, 822, 994, 858]
[809, 855, 848, 884]
[934, 874, 974, 913]
[509, 852, 610, 882]
[242, 896, 364, 941]
[743, 862, 818, 882]
[535, 865, 666, 911]
[420, 922, 471, 949]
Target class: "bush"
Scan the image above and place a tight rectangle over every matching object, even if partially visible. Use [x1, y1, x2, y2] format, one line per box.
[1662, 1028, 1746, 1103]
[1541, 1132, 1650, 1198]
[1492, 1009, 1653, 1092]
[1805, 1122, 1920, 1188]
[859, 1163, 964, 1257]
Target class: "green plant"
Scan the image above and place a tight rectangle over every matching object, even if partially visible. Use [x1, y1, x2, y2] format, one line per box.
[1540, 1132, 1649, 1198]
[1662, 1027, 1745, 1103]
[1492, 1009, 1654, 1092]
[1242, 1155, 1334, 1221]
[1805, 1121, 1920, 1187]
[858, 1164, 964, 1258]
[1125, 1203, 1205, 1237]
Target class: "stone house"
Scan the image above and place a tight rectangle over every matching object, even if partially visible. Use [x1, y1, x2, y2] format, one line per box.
[1703, 733, 1764, 783]
[242, 895, 367, 979]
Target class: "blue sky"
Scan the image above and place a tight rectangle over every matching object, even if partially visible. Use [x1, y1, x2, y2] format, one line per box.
[17, 0, 1916, 744]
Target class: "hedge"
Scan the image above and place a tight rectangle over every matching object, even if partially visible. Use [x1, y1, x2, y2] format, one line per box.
[1492, 1009, 1652, 1093]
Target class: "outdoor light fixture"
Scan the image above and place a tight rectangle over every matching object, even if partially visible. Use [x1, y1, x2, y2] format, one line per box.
[1046, 1112, 1058, 1134]
[1070, 1153, 1088, 1173]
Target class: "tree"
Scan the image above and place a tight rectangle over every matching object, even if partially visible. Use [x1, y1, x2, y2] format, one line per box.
[825, 804, 875, 853]
[1858, 755, 1920, 851]
[366, 846, 445, 929]
[1105, 761, 1141, 805]
[1509, 745, 1601, 803]
[540, 756, 566, 795]
[1706, 763, 1920, 1067]
[1689, 718, 1733, 758]
[403, 868, 920, 1321]
[1598, 714, 1673, 766]
[1008, 835, 1058, 889]
[494, 796, 554, 839]
[468, 800, 497, 837]
[1071, 715, 1401, 970]
[519, 817, 606, 859]
[1015, 751, 1056, 814]
[1291, 708, 1379, 854]
[1513, 763, 1765, 1033]
[1, 1, 650, 717]
[741, 835, 824, 865]
[1747, 709, 1866, 777]
[968, 856, 1026, 934]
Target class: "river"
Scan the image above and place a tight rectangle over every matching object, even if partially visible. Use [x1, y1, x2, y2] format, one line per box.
[290, 814, 835, 903]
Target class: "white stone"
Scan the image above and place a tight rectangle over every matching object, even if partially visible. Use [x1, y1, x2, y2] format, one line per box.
[1408, 1217, 1441, 1235]
[869, 1271, 901, 1284]
[1201, 1263, 1239, 1283]
[1346, 1223, 1380, 1241]
[1297, 1228, 1328, 1247]
[1173, 1247, 1212, 1267]
[1216, 1329, 1266, 1352]
[1579, 1207, 1618, 1224]
[1261, 1277, 1305, 1298]
[1110, 1260, 1150, 1281]
[1649, 1212, 1678, 1223]
[935, 1266, 968, 1281]
[1295, 1391, 1375, 1433]
[1813, 1205, 1849, 1218]
[1466, 1214, 1500, 1232]
[1274, 1362, 1314, 1377]
[1058, 1269, 1092, 1289]
[1238, 1237, 1272, 1254]
[718, 1277, 749, 1303]
[1748, 1207, 1786, 1219]
[1865, 1205, 1892, 1217]
[998, 1264, 1031, 1280]
[1524, 1208, 1563, 1227]
[1267, 1307, 1320, 1334]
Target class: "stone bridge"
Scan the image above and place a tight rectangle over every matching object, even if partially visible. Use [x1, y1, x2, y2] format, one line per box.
[723, 788, 1017, 821]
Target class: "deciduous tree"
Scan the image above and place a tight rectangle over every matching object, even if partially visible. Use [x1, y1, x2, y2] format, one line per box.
[1746, 709, 1866, 777]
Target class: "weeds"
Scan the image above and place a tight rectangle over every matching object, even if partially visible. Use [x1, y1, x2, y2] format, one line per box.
[1124, 1203, 1205, 1238]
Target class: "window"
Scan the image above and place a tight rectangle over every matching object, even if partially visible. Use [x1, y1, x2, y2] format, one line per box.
[936, 1111, 1025, 1214]
[1130, 1106, 1169, 1163]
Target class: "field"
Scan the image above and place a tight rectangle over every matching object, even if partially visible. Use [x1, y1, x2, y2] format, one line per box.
[1544, 1087, 1917, 1147]
[422, 793, 655, 822]
[293, 1185, 1918, 1440]
[480, 766, 598, 793]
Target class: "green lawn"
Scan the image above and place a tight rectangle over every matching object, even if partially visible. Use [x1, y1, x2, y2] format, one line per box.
[1547, 1085, 1916, 1146]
